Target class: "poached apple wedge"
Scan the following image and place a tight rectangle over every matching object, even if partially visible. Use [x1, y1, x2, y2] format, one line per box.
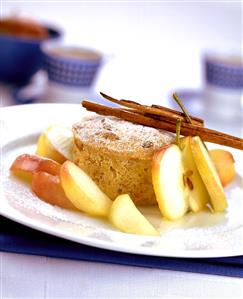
[209, 149, 235, 187]
[190, 136, 227, 212]
[152, 144, 189, 220]
[60, 161, 112, 217]
[10, 153, 61, 180]
[180, 137, 210, 212]
[109, 194, 159, 236]
[36, 125, 73, 163]
[32, 171, 77, 210]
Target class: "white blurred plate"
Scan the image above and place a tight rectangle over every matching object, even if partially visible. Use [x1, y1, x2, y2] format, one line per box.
[1, 104, 243, 258]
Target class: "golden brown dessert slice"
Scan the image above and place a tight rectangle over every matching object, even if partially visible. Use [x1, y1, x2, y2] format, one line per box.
[72, 115, 175, 206]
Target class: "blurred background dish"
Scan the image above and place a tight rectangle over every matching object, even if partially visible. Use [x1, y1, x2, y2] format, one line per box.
[40, 44, 103, 102]
[0, 3, 242, 137]
[169, 51, 243, 136]
[42, 45, 102, 87]
[0, 16, 61, 85]
[41, 42, 103, 103]
[0, 15, 49, 39]
[203, 51, 243, 124]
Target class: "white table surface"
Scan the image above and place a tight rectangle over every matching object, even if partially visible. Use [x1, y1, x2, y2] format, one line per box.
[1, 85, 243, 299]
[1, 251, 243, 299]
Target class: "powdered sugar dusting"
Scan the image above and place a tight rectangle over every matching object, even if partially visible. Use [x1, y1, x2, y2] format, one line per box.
[3, 173, 113, 239]
[73, 115, 175, 158]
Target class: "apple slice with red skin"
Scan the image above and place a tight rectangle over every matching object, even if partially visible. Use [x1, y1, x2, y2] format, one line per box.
[32, 171, 77, 210]
[10, 154, 61, 181]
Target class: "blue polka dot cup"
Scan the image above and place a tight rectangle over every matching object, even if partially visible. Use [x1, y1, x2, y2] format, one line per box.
[42, 44, 102, 88]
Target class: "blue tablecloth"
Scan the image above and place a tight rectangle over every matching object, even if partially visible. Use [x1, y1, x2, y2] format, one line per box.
[1, 216, 242, 278]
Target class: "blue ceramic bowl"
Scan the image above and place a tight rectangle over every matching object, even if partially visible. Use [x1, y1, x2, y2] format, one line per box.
[0, 27, 61, 85]
[42, 46, 102, 87]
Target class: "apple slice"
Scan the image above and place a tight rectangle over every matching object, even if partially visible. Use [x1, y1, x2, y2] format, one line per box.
[60, 161, 112, 217]
[36, 125, 73, 163]
[180, 137, 210, 212]
[109, 194, 159, 236]
[152, 144, 189, 220]
[209, 149, 235, 187]
[32, 171, 77, 210]
[10, 154, 61, 180]
[190, 136, 227, 212]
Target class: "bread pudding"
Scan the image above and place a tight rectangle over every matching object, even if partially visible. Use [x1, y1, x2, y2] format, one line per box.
[72, 115, 175, 206]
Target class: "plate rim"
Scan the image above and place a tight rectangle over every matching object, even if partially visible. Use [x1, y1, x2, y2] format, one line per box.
[1, 103, 243, 259]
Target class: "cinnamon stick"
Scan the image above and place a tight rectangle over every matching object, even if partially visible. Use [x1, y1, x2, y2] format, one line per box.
[82, 100, 243, 150]
[100, 92, 204, 126]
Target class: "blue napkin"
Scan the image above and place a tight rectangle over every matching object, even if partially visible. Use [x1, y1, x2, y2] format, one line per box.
[1, 216, 242, 278]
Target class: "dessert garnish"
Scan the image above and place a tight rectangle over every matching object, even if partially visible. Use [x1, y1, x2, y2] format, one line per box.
[100, 92, 204, 126]
[82, 92, 243, 150]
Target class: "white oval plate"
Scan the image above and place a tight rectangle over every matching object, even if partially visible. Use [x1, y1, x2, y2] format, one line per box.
[1, 104, 243, 258]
